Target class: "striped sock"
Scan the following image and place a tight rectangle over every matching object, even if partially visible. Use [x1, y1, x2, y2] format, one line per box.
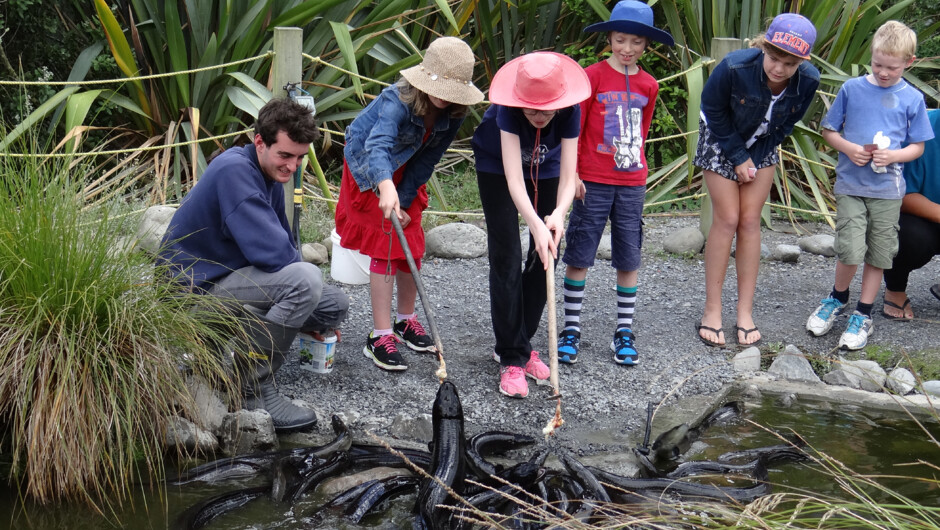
[616, 285, 637, 330]
[562, 277, 585, 331]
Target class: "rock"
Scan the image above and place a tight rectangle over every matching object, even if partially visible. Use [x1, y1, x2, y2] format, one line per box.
[426, 223, 486, 258]
[823, 368, 860, 389]
[597, 233, 612, 260]
[732, 347, 761, 373]
[798, 234, 836, 257]
[767, 344, 820, 383]
[885, 367, 916, 395]
[772, 244, 800, 263]
[841, 360, 887, 392]
[165, 416, 218, 454]
[388, 412, 433, 443]
[218, 409, 278, 456]
[662, 227, 705, 255]
[777, 392, 797, 407]
[322, 234, 333, 254]
[301, 242, 329, 264]
[921, 380, 940, 397]
[742, 384, 761, 399]
[135, 205, 176, 255]
[185, 376, 229, 434]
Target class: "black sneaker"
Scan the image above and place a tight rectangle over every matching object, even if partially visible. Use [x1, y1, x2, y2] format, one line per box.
[394, 317, 436, 352]
[363, 333, 407, 371]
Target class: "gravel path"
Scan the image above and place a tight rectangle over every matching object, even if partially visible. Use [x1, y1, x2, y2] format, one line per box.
[276, 215, 940, 453]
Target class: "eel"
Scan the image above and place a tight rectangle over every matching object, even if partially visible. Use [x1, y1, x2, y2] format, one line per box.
[286, 450, 351, 502]
[464, 431, 538, 479]
[349, 442, 433, 471]
[173, 486, 267, 530]
[343, 475, 421, 523]
[414, 381, 466, 529]
[170, 414, 350, 486]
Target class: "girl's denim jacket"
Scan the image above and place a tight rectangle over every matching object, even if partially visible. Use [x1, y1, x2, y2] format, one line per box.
[701, 48, 820, 166]
[344, 84, 465, 208]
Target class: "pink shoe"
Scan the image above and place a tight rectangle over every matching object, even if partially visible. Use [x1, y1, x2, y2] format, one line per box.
[525, 350, 550, 386]
[499, 366, 529, 398]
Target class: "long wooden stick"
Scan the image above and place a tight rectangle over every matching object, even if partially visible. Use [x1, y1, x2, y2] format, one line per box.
[388, 214, 447, 381]
[543, 254, 564, 437]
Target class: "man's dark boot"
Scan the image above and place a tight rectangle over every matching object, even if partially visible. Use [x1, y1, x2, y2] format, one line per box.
[234, 313, 318, 432]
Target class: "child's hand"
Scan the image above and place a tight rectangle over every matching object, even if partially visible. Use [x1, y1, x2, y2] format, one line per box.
[376, 179, 401, 221]
[870, 148, 896, 169]
[531, 221, 557, 270]
[734, 160, 757, 184]
[544, 213, 564, 249]
[848, 143, 875, 166]
[574, 179, 586, 201]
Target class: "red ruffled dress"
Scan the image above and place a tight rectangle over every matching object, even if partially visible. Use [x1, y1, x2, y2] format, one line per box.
[334, 160, 429, 262]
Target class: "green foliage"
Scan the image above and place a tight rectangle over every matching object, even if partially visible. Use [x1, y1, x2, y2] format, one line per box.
[0, 137, 238, 509]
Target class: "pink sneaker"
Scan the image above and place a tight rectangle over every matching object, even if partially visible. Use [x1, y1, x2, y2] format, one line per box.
[499, 366, 529, 398]
[525, 350, 550, 386]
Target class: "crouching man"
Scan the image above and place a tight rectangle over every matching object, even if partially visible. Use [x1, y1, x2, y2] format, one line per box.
[159, 98, 349, 432]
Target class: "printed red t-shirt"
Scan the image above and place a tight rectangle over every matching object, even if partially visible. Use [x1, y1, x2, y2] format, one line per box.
[578, 60, 659, 186]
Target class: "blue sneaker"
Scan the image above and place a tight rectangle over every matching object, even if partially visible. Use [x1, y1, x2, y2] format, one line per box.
[806, 297, 846, 336]
[611, 328, 638, 365]
[557, 329, 581, 364]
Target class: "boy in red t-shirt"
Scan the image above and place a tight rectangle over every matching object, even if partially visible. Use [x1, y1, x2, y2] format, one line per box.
[557, 0, 673, 366]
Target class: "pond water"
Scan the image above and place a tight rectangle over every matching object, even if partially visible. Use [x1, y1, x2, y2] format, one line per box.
[2, 395, 938, 528]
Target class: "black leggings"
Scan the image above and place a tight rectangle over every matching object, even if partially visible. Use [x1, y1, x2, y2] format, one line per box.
[477, 170, 559, 367]
[884, 213, 940, 292]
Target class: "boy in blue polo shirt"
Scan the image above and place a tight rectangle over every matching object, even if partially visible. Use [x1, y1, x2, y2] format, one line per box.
[806, 21, 934, 350]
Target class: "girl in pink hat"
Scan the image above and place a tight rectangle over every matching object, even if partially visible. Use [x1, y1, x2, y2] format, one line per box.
[471, 52, 591, 398]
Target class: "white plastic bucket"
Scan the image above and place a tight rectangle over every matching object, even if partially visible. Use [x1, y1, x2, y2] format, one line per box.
[296, 332, 337, 374]
[330, 228, 370, 285]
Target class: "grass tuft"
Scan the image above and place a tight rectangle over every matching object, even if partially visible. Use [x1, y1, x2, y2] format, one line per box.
[0, 140, 238, 512]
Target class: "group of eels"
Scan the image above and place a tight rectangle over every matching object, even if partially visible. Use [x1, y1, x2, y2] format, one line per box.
[172, 381, 808, 529]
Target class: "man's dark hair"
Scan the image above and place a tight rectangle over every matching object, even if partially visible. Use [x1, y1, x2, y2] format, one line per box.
[254, 98, 320, 146]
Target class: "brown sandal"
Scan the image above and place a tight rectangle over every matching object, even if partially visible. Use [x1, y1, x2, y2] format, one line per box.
[696, 321, 725, 347]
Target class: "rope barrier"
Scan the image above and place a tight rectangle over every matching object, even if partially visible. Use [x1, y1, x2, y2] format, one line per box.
[0, 53, 273, 86]
[0, 129, 251, 158]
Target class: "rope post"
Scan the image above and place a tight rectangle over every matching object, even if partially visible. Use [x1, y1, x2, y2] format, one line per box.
[273, 27, 304, 228]
[699, 37, 745, 239]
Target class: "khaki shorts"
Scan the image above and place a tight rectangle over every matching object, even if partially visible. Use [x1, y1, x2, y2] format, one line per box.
[834, 194, 901, 269]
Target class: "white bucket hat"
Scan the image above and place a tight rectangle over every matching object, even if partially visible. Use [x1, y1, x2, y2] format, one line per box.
[400, 37, 484, 106]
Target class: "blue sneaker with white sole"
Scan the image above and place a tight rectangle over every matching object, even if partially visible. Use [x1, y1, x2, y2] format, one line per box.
[557, 329, 581, 364]
[611, 328, 638, 365]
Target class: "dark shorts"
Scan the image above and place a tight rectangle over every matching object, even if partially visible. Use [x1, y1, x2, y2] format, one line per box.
[562, 181, 644, 272]
[693, 121, 779, 181]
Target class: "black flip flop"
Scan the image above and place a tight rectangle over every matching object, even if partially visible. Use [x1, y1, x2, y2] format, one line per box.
[931, 283, 940, 302]
[696, 321, 725, 347]
[734, 325, 762, 346]
[881, 298, 913, 321]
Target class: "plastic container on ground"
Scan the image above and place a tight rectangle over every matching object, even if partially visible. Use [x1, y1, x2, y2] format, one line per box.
[295, 332, 337, 374]
[330, 228, 370, 285]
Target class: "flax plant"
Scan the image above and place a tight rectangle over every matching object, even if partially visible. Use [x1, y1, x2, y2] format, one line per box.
[0, 142, 238, 510]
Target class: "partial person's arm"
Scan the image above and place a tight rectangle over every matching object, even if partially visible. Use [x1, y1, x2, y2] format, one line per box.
[500, 130, 555, 268]
[544, 137, 579, 250]
[873, 142, 924, 168]
[901, 192, 940, 224]
[821, 128, 872, 167]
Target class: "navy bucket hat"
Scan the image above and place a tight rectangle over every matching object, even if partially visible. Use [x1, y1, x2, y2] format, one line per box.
[584, 0, 674, 46]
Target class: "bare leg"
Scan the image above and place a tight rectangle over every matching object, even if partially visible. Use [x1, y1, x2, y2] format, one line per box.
[617, 269, 638, 288]
[859, 263, 884, 306]
[370, 272, 395, 330]
[834, 261, 858, 293]
[395, 268, 418, 316]
[565, 265, 588, 283]
[733, 167, 774, 344]
[699, 170, 740, 345]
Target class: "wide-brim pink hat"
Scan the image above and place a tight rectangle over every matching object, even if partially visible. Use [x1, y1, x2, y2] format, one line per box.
[488, 52, 592, 111]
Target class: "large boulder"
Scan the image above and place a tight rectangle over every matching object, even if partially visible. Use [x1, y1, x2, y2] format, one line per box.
[218, 409, 278, 456]
[426, 223, 486, 258]
[798, 234, 836, 257]
[663, 227, 705, 255]
[135, 205, 176, 255]
[841, 360, 887, 393]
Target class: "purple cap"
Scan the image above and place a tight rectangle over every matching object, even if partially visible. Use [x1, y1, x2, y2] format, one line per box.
[765, 13, 816, 59]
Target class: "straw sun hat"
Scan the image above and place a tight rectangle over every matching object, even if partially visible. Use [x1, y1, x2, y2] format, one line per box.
[400, 37, 484, 106]
[488, 52, 591, 111]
